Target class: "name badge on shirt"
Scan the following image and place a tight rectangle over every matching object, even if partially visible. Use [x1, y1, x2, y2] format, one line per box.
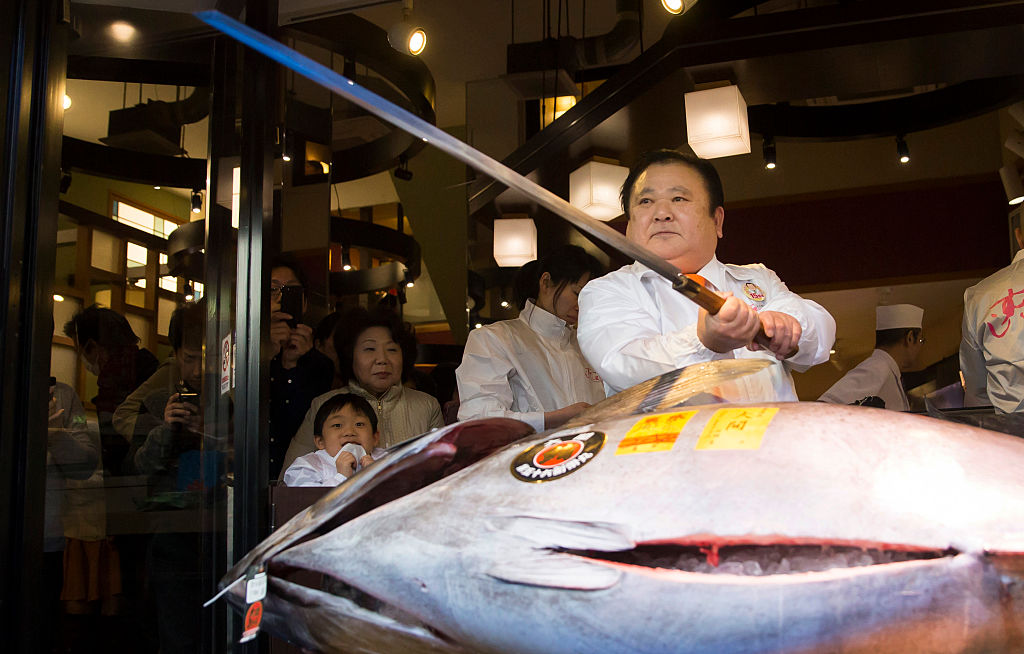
[743, 282, 766, 304]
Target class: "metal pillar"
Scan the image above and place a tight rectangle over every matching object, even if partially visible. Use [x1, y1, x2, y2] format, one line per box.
[0, 0, 68, 651]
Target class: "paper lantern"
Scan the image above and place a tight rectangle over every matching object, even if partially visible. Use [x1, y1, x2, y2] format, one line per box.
[493, 218, 537, 267]
[684, 85, 750, 159]
[569, 161, 629, 221]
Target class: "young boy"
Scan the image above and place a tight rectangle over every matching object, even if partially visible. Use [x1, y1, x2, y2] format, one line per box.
[283, 393, 382, 487]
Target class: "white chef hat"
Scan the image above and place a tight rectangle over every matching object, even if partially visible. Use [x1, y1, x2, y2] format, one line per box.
[876, 304, 924, 331]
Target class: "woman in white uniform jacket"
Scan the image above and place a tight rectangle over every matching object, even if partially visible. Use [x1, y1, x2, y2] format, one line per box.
[457, 245, 606, 432]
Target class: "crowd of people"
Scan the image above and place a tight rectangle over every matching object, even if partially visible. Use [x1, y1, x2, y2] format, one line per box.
[41, 148, 1022, 652]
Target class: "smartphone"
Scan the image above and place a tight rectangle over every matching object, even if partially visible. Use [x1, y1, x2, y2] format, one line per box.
[176, 381, 200, 407]
[278, 285, 304, 328]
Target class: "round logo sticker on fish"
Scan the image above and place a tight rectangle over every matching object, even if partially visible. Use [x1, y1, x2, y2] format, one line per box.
[511, 430, 605, 483]
[743, 282, 766, 303]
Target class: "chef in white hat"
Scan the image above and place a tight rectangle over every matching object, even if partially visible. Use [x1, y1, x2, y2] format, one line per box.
[818, 304, 925, 411]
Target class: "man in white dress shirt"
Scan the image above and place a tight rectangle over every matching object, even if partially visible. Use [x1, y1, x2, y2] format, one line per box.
[819, 304, 925, 411]
[960, 217, 1024, 413]
[577, 149, 835, 400]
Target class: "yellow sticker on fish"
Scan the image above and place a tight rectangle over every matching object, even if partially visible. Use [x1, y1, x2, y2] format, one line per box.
[695, 407, 778, 450]
[616, 411, 697, 455]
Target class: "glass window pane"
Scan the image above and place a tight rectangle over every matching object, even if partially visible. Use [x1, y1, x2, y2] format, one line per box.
[115, 202, 156, 235]
[125, 287, 146, 308]
[126, 313, 150, 347]
[90, 231, 119, 273]
[160, 276, 178, 293]
[92, 286, 112, 308]
[126, 242, 148, 267]
[192, 281, 204, 300]
[49, 343, 78, 386]
[53, 296, 82, 340]
[158, 297, 177, 336]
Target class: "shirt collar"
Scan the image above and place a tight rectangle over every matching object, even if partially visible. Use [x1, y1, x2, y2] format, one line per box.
[519, 299, 572, 343]
[632, 254, 724, 285]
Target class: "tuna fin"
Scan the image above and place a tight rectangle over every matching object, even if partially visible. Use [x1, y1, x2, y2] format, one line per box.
[486, 514, 635, 551]
[487, 552, 622, 590]
[564, 359, 772, 428]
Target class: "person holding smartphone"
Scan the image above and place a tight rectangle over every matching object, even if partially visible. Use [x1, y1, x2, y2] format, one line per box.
[268, 257, 334, 480]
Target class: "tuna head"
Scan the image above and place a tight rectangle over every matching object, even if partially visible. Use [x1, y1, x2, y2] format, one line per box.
[272, 402, 1024, 654]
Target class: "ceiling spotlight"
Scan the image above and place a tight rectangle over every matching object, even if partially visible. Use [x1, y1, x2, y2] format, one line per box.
[191, 189, 202, 214]
[762, 135, 777, 170]
[500, 300, 510, 309]
[394, 155, 413, 181]
[153, 185, 161, 190]
[62, 94, 71, 110]
[896, 135, 910, 165]
[53, 294, 65, 303]
[388, 0, 426, 55]
[999, 165, 1024, 205]
[388, 24, 426, 55]
[341, 247, 352, 271]
[474, 323, 483, 329]
[661, 0, 697, 15]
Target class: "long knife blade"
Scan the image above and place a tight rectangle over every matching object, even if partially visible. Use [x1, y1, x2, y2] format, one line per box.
[196, 10, 792, 355]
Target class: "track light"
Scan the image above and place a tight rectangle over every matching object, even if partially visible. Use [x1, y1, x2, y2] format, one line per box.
[394, 155, 413, 181]
[661, 0, 697, 14]
[762, 136, 776, 170]
[280, 128, 291, 162]
[896, 135, 910, 165]
[191, 189, 202, 214]
[388, 0, 426, 55]
[999, 165, 1024, 205]
[341, 247, 352, 271]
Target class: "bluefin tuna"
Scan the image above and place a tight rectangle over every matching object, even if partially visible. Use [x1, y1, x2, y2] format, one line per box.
[220, 364, 1024, 654]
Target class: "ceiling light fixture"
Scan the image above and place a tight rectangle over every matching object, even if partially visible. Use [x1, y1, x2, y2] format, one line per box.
[570, 160, 629, 221]
[493, 217, 537, 268]
[191, 189, 203, 214]
[896, 135, 910, 165]
[109, 21, 137, 43]
[341, 247, 352, 271]
[388, 0, 426, 56]
[53, 294, 64, 303]
[62, 94, 71, 110]
[661, 0, 697, 15]
[394, 155, 413, 181]
[999, 165, 1024, 205]
[685, 84, 751, 159]
[762, 135, 777, 170]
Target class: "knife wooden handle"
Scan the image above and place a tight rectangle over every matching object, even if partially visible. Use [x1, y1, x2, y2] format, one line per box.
[678, 275, 799, 359]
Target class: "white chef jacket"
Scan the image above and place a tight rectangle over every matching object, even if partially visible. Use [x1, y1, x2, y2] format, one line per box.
[960, 249, 1024, 413]
[577, 257, 836, 399]
[457, 300, 606, 432]
[818, 349, 908, 410]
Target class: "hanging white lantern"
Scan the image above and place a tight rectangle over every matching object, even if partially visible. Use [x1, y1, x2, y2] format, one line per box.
[493, 218, 537, 267]
[569, 161, 629, 221]
[684, 85, 750, 159]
